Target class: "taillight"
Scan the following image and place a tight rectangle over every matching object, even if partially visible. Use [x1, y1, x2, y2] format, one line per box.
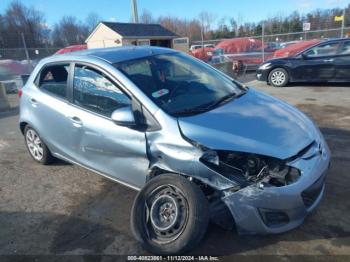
[18, 88, 23, 98]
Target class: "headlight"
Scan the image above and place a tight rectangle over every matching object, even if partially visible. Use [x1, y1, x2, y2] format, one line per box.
[258, 62, 271, 70]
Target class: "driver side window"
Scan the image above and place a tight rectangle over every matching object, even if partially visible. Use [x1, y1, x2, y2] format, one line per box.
[304, 42, 339, 58]
[73, 65, 131, 117]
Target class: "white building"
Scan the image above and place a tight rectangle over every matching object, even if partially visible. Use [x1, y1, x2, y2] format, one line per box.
[85, 22, 189, 52]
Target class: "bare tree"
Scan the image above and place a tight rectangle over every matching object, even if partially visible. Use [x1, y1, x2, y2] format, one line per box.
[198, 11, 215, 40]
[1, 0, 45, 48]
[187, 19, 202, 41]
[0, 14, 5, 47]
[157, 15, 202, 41]
[140, 9, 154, 24]
[230, 18, 238, 36]
[85, 12, 101, 32]
[52, 16, 89, 46]
[1, 0, 350, 51]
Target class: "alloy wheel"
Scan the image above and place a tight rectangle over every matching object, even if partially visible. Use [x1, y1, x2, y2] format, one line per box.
[271, 70, 286, 86]
[26, 129, 44, 161]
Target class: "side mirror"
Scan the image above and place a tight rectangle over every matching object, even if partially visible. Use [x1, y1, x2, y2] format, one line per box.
[111, 106, 136, 126]
[301, 53, 308, 60]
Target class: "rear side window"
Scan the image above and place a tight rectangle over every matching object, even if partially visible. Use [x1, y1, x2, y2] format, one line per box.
[73, 65, 131, 117]
[38, 64, 69, 99]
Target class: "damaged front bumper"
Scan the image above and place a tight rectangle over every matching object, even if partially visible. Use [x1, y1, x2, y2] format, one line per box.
[221, 140, 330, 235]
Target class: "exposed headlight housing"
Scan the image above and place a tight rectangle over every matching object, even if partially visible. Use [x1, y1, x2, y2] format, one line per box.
[201, 150, 301, 187]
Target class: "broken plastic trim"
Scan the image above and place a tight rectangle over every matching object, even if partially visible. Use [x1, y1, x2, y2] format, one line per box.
[201, 150, 301, 188]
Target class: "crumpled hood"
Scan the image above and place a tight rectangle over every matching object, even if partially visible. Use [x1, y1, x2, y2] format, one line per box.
[178, 89, 318, 160]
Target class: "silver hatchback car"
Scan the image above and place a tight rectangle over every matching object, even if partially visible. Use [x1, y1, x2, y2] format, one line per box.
[19, 46, 330, 254]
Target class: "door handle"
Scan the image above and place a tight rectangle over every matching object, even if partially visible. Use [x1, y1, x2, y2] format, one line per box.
[30, 98, 38, 104]
[30, 97, 38, 107]
[69, 116, 83, 127]
[323, 59, 334, 62]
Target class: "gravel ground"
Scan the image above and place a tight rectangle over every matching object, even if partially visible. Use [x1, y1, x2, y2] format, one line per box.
[0, 79, 349, 260]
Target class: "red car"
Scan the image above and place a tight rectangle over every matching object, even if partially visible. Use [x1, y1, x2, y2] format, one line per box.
[55, 45, 87, 55]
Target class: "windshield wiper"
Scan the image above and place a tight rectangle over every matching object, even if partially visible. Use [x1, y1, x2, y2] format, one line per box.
[173, 106, 211, 116]
[204, 92, 237, 110]
[173, 91, 246, 117]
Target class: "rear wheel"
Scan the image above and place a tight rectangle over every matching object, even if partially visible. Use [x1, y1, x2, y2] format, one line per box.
[131, 174, 209, 255]
[24, 125, 54, 165]
[268, 68, 289, 87]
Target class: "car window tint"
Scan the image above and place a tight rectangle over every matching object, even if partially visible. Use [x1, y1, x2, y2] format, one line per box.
[73, 65, 131, 117]
[305, 42, 339, 57]
[340, 41, 350, 55]
[39, 64, 69, 99]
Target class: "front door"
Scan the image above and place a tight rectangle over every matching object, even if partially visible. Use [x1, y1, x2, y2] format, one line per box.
[295, 42, 339, 81]
[335, 40, 350, 81]
[68, 64, 149, 189]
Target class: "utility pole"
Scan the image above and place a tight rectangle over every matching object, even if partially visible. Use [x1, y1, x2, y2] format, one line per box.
[201, 21, 204, 48]
[341, 8, 345, 38]
[131, 0, 139, 23]
[21, 32, 31, 68]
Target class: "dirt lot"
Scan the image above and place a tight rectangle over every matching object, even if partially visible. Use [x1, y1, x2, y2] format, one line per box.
[0, 80, 349, 260]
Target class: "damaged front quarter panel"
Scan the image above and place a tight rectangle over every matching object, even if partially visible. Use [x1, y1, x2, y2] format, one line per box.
[145, 109, 301, 192]
[145, 110, 239, 191]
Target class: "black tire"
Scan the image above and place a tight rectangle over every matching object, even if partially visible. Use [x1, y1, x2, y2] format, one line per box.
[131, 174, 209, 255]
[268, 68, 289, 87]
[24, 125, 54, 165]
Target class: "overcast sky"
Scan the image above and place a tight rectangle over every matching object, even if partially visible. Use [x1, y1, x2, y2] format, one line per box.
[0, 0, 348, 27]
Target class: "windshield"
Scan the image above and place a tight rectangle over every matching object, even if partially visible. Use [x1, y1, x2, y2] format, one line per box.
[114, 52, 244, 116]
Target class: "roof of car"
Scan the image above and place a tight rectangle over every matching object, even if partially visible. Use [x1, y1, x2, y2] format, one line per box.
[53, 46, 177, 64]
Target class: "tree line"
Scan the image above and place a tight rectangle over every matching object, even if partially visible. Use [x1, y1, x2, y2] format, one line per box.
[0, 1, 100, 49]
[0, 0, 349, 49]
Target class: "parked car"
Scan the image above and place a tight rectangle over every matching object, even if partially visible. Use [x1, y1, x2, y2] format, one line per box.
[55, 44, 87, 55]
[190, 44, 215, 52]
[190, 46, 215, 62]
[189, 44, 203, 51]
[257, 38, 350, 87]
[19, 46, 330, 254]
[204, 43, 215, 49]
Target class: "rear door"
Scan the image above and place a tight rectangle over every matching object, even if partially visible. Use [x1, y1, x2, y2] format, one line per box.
[296, 42, 340, 81]
[29, 62, 76, 157]
[67, 63, 149, 189]
[335, 40, 350, 81]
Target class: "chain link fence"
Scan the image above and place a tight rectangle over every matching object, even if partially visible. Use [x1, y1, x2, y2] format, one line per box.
[0, 47, 62, 61]
[193, 26, 350, 66]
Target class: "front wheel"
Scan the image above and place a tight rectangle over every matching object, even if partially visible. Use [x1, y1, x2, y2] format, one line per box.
[131, 174, 209, 255]
[268, 68, 289, 87]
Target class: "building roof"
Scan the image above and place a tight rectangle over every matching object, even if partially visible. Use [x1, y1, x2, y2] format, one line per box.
[52, 46, 177, 64]
[100, 22, 178, 38]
